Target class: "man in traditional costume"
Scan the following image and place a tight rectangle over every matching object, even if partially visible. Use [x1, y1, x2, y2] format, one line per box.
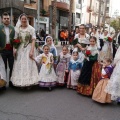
[0, 12, 15, 88]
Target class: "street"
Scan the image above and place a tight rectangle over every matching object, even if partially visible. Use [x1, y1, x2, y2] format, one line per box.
[0, 87, 120, 120]
[0, 46, 120, 120]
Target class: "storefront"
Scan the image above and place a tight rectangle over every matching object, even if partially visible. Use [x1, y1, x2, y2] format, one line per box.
[36, 16, 49, 34]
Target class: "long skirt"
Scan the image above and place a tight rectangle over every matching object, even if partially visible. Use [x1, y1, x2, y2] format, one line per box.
[105, 61, 120, 101]
[0, 55, 7, 88]
[56, 62, 68, 86]
[92, 78, 111, 103]
[39, 64, 57, 88]
[67, 70, 81, 89]
[11, 44, 39, 87]
[77, 62, 101, 96]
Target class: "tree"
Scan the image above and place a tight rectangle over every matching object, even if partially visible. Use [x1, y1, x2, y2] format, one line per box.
[52, 0, 57, 40]
[110, 19, 120, 31]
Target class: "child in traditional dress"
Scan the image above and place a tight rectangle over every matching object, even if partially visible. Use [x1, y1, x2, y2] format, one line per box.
[67, 49, 82, 90]
[92, 58, 113, 103]
[77, 36, 101, 96]
[44, 36, 57, 66]
[56, 46, 71, 86]
[33, 45, 57, 90]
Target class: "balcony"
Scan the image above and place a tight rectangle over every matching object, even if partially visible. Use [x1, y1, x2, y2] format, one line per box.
[0, 0, 24, 11]
[52, 0, 70, 11]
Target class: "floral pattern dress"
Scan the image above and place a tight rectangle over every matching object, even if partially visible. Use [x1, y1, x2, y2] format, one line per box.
[11, 26, 39, 87]
[99, 35, 113, 61]
[56, 52, 71, 85]
[35, 53, 57, 87]
[77, 45, 101, 96]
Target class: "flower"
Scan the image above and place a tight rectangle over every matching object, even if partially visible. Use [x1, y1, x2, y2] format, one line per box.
[13, 39, 21, 43]
[107, 37, 112, 42]
[13, 39, 21, 49]
[85, 50, 91, 56]
[105, 37, 112, 42]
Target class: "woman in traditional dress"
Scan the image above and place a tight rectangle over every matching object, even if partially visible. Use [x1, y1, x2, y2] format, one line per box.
[11, 13, 39, 88]
[99, 29, 113, 61]
[0, 55, 7, 90]
[74, 24, 90, 63]
[92, 58, 113, 103]
[105, 46, 120, 104]
[77, 36, 101, 96]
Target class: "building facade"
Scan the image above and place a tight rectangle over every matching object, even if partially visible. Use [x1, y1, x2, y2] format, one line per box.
[0, 0, 37, 26]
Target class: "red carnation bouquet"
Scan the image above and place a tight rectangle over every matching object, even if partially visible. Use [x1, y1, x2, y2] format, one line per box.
[13, 39, 21, 49]
[85, 50, 91, 56]
[105, 37, 112, 42]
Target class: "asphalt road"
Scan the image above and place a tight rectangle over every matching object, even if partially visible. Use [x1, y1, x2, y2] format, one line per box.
[0, 46, 120, 120]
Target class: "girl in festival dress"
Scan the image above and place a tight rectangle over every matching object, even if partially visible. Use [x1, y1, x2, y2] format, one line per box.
[92, 58, 114, 103]
[44, 36, 57, 69]
[34, 45, 57, 90]
[0, 55, 7, 90]
[77, 36, 101, 96]
[90, 28, 101, 50]
[105, 46, 120, 104]
[56, 46, 71, 86]
[67, 49, 82, 90]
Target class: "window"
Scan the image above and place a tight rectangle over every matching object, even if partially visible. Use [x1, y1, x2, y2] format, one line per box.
[78, 0, 82, 4]
[76, 13, 81, 18]
[24, 0, 30, 4]
[106, 7, 109, 12]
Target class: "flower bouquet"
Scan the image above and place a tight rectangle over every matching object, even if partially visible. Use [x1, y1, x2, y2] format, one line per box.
[13, 39, 21, 49]
[85, 50, 91, 56]
[105, 37, 112, 42]
[71, 38, 78, 45]
[13, 39, 21, 60]
[85, 50, 91, 61]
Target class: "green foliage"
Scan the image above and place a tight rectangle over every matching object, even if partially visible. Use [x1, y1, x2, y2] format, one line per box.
[110, 19, 120, 31]
[41, 9, 46, 16]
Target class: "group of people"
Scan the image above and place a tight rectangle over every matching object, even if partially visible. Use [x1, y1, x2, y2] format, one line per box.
[1, 12, 120, 105]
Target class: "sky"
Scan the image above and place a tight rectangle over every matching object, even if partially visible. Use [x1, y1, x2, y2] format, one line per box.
[111, 0, 120, 16]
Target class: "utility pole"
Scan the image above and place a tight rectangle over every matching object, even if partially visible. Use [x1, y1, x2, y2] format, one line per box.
[103, 0, 107, 31]
[97, 0, 102, 28]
